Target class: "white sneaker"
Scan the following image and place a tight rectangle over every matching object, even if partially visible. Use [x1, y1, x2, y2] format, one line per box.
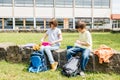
[80, 71, 85, 77]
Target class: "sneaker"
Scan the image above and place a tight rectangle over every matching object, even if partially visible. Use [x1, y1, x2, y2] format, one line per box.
[80, 71, 85, 77]
[51, 62, 58, 71]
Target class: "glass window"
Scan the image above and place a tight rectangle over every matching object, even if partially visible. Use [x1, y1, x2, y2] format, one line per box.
[102, 0, 110, 8]
[94, 18, 110, 24]
[15, 18, 23, 29]
[46, 18, 51, 29]
[0, 0, 12, 6]
[0, 18, 2, 29]
[118, 20, 120, 28]
[57, 18, 64, 28]
[76, 0, 92, 8]
[94, 18, 110, 28]
[26, 18, 34, 29]
[94, 18, 103, 27]
[94, 0, 110, 8]
[69, 19, 73, 28]
[113, 20, 117, 24]
[118, 20, 120, 23]
[112, 20, 117, 28]
[36, 0, 53, 7]
[15, 0, 33, 7]
[112, 20, 120, 28]
[4, 18, 13, 29]
[104, 18, 110, 24]
[94, 0, 101, 8]
[36, 18, 44, 29]
[56, 0, 73, 7]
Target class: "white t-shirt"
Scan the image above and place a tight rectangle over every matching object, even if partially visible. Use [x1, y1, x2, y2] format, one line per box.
[74, 30, 92, 50]
[46, 28, 62, 46]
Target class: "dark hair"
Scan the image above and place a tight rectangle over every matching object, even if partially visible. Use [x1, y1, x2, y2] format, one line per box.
[75, 20, 86, 29]
[49, 18, 58, 27]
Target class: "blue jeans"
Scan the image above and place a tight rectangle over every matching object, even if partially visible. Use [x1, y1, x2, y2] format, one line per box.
[66, 46, 90, 71]
[40, 45, 59, 64]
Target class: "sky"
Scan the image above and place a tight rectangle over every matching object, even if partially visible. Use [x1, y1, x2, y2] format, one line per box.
[112, 0, 120, 14]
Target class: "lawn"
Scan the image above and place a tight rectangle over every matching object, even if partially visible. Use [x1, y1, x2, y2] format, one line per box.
[0, 61, 120, 80]
[0, 32, 120, 80]
[0, 32, 120, 51]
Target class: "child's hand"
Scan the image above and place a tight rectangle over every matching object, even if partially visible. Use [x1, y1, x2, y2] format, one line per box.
[76, 40, 81, 44]
[50, 41, 55, 45]
[40, 38, 44, 42]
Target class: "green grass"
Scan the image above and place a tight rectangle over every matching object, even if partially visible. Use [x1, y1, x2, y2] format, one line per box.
[0, 32, 120, 80]
[0, 60, 120, 80]
[0, 32, 120, 51]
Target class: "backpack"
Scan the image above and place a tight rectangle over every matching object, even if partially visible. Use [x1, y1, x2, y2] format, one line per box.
[61, 56, 81, 77]
[28, 51, 47, 73]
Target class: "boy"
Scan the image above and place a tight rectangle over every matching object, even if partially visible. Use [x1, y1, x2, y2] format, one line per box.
[40, 18, 63, 71]
[66, 20, 92, 76]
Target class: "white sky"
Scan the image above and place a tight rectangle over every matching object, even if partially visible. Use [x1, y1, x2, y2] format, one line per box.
[112, 0, 120, 14]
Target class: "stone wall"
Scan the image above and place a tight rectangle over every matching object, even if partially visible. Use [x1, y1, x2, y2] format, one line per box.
[0, 43, 120, 73]
[0, 43, 33, 63]
[0, 29, 112, 33]
[53, 49, 120, 73]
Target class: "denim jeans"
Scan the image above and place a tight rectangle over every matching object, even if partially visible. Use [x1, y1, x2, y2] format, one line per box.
[66, 46, 90, 71]
[40, 45, 59, 64]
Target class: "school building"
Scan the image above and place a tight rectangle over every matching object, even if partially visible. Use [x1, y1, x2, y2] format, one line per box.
[111, 14, 120, 30]
[0, 0, 113, 30]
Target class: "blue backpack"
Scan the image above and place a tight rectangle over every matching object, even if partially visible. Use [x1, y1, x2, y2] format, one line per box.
[28, 51, 47, 73]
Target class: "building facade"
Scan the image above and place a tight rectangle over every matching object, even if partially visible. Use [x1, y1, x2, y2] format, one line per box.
[111, 14, 120, 30]
[0, 0, 111, 30]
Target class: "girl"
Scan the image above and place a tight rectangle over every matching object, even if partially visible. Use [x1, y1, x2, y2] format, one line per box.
[40, 18, 62, 71]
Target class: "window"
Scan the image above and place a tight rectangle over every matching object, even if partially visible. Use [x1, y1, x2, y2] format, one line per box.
[69, 19, 73, 28]
[4, 18, 13, 29]
[46, 18, 51, 29]
[0, 0, 12, 6]
[0, 18, 2, 29]
[118, 20, 120, 28]
[102, 0, 110, 8]
[112, 20, 117, 28]
[94, 18, 103, 27]
[36, 18, 44, 29]
[15, 0, 33, 7]
[112, 20, 120, 28]
[94, 18, 110, 28]
[56, 0, 73, 7]
[113, 20, 118, 24]
[15, 18, 23, 29]
[57, 18, 64, 28]
[26, 18, 34, 29]
[36, 0, 53, 7]
[94, 0, 110, 8]
[104, 18, 110, 24]
[94, 18, 110, 24]
[76, 0, 92, 8]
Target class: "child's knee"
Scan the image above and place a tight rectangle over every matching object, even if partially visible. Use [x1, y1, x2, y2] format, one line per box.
[44, 46, 50, 50]
[67, 49, 72, 54]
